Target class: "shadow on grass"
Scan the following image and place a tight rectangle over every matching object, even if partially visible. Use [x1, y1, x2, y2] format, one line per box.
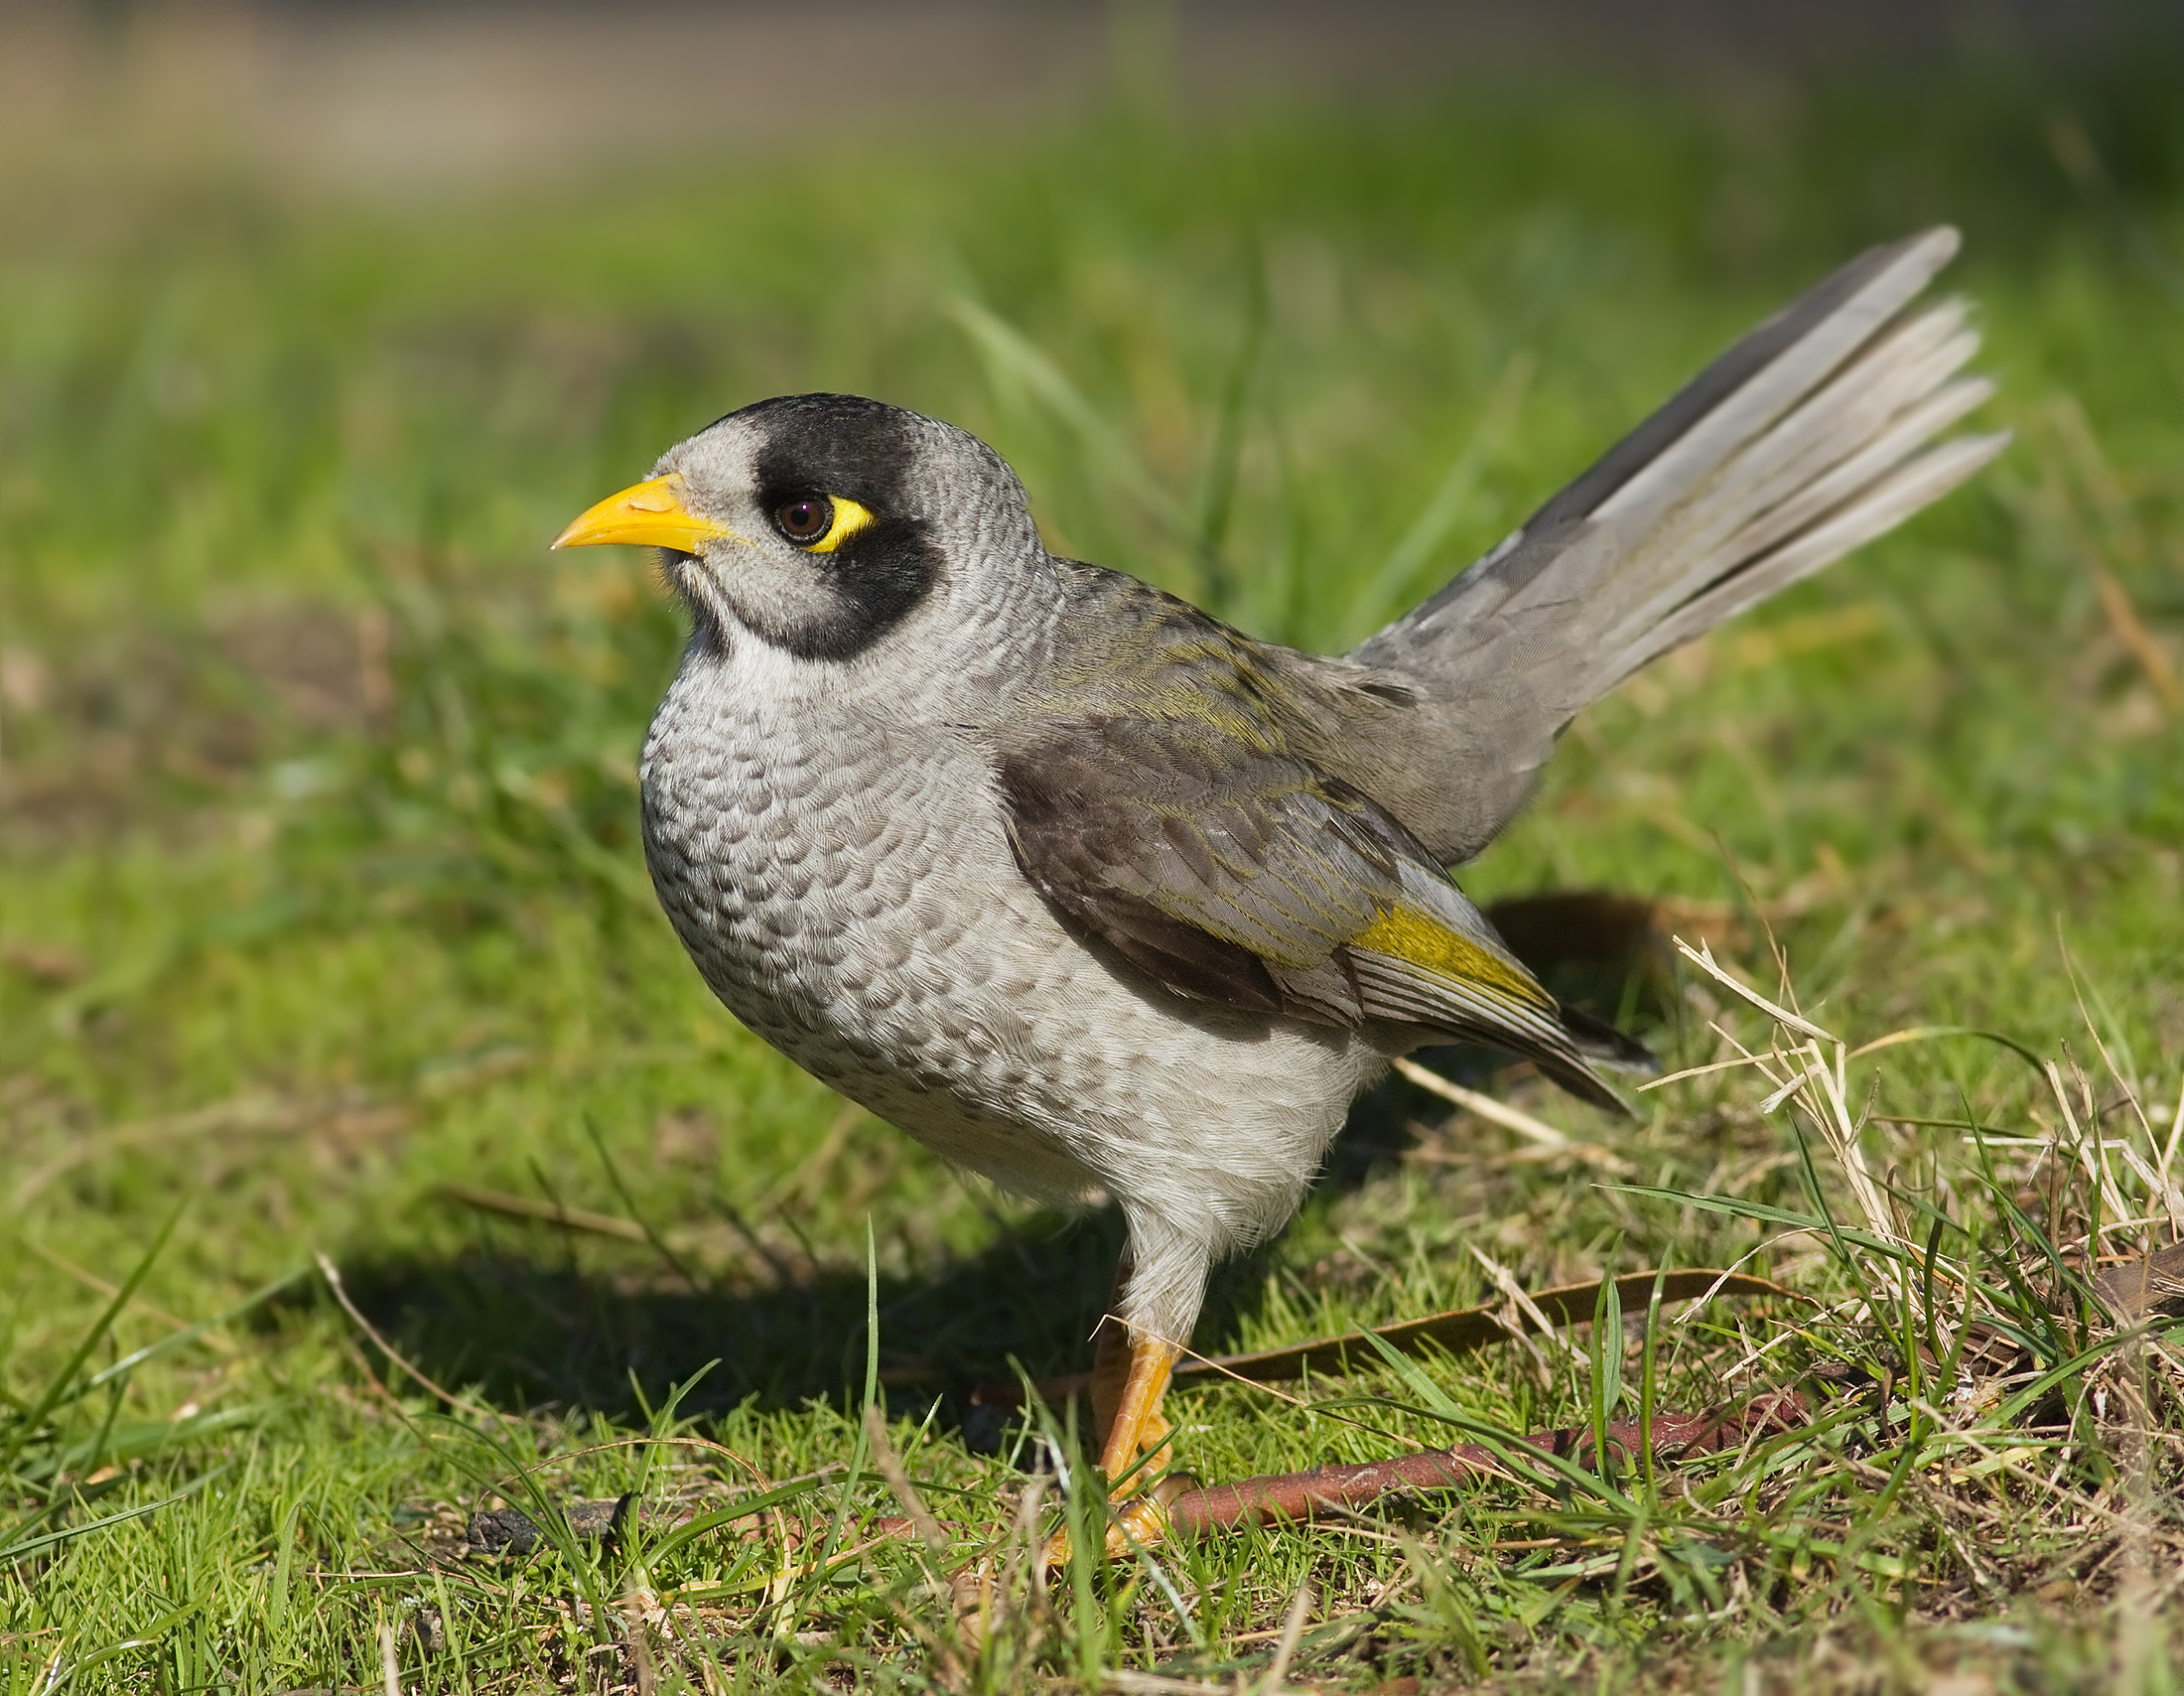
[300, 902, 1665, 1429]
[291, 1085, 1437, 1434]
[326, 1214, 1123, 1425]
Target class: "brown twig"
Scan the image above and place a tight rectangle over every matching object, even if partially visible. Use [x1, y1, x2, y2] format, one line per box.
[15, 1095, 305, 1209]
[317, 1251, 501, 1423]
[22, 1237, 239, 1353]
[434, 1181, 651, 1243]
[1162, 1390, 1810, 1533]
[969, 1269, 1795, 1407]
[2090, 563, 2182, 713]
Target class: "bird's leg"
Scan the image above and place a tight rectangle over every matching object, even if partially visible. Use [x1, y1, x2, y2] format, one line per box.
[1041, 1247, 1188, 1566]
[1040, 1331, 1180, 1570]
[1090, 1245, 1178, 1495]
[1096, 1331, 1179, 1499]
[1087, 1244, 1137, 1452]
[1093, 1235, 1186, 1507]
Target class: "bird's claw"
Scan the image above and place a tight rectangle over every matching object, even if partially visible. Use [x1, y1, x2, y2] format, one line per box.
[1037, 1475, 1190, 1571]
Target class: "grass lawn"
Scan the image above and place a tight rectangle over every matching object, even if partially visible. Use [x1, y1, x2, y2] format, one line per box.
[5, 30, 2184, 1694]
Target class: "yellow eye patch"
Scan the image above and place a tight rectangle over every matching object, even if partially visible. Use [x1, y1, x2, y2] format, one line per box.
[803, 495, 877, 555]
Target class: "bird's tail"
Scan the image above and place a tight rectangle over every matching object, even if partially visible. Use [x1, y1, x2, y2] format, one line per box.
[1346, 228, 2006, 862]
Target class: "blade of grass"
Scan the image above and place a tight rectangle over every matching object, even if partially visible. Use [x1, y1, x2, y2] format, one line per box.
[1195, 248, 1267, 605]
[1, 1196, 188, 1480]
[947, 295, 1193, 539]
[583, 1113, 703, 1294]
[0, 1465, 227, 1562]
[1349, 348, 1535, 626]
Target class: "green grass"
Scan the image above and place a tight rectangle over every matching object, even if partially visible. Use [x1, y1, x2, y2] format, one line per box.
[5, 31, 2184, 1694]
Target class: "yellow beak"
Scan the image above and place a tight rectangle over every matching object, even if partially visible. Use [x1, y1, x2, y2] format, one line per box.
[551, 475, 749, 552]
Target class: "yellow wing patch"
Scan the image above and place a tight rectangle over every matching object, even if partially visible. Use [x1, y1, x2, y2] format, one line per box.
[804, 495, 878, 554]
[1351, 906, 1552, 1009]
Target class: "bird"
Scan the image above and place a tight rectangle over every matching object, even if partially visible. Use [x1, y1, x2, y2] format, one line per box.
[553, 226, 2003, 1554]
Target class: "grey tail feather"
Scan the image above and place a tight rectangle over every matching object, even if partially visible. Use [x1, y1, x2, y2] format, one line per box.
[1352, 224, 2008, 730]
[1532, 1047, 1635, 1118]
[1560, 1004, 1660, 1076]
[1522, 1003, 1654, 1120]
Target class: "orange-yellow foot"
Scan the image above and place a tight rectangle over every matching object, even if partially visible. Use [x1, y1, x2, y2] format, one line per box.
[1040, 1335, 1183, 1568]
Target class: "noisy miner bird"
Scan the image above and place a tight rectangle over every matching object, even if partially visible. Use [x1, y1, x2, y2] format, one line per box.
[555, 226, 2003, 1552]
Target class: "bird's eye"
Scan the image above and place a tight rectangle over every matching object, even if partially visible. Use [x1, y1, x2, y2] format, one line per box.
[773, 497, 833, 543]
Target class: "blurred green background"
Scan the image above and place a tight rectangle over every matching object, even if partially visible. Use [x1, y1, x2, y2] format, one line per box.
[2, 1, 2182, 1685]
[5, 0, 2182, 1455]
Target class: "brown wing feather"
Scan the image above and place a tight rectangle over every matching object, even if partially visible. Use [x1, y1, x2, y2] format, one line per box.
[992, 571, 1643, 1107]
[1000, 748, 1286, 1013]
[996, 719, 1394, 1018]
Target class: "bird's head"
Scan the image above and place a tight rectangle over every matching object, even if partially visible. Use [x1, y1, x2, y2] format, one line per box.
[553, 394, 1044, 664]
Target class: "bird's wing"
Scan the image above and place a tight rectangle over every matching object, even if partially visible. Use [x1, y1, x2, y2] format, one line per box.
[1342, 225, 2006, 864]
[996, 704, 1634, 1110]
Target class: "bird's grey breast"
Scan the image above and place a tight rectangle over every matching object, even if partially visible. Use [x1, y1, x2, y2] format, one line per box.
[635, 628, 1097, 1177]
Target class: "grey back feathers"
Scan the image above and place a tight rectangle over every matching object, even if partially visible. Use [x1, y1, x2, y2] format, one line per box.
[1345, 226, 2006, 864]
